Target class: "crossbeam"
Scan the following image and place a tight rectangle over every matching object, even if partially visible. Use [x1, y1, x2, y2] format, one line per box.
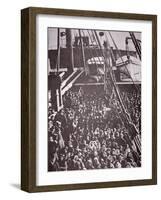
[74, 81, 141, 86]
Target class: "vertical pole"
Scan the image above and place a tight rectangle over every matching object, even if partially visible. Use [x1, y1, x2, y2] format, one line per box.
[56, 28, 63, 111]
[125, 37, 130, 60]
[57, 28, 60, 74]
[78, 29, 87, 74]
[66, 29, 74, 73]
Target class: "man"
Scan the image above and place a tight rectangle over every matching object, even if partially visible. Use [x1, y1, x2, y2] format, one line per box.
[55, 109, 67, 128]
[55, 121, 65, 149]
[58, 153, 67, 171]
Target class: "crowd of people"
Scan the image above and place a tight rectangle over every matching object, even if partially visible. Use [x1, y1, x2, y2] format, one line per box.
[48, 85, 141, 171]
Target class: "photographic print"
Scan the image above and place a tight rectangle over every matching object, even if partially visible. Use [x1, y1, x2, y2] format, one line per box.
[21, 7, 157, 192]
[48, 28, 142, 172]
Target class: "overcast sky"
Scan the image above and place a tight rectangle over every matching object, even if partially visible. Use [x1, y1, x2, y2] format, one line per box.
[48, 28, 141, 51]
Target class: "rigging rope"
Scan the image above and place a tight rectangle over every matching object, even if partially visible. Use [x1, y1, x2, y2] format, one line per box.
[108, 31, 140, 92]
[85, 29, 108, 86]
[87, 30, 112, 91]
[129, 32, 141, 60]
[93, 30, 141, 154]
[89, 30, 113, 91]
[81, 30, 99, 76]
